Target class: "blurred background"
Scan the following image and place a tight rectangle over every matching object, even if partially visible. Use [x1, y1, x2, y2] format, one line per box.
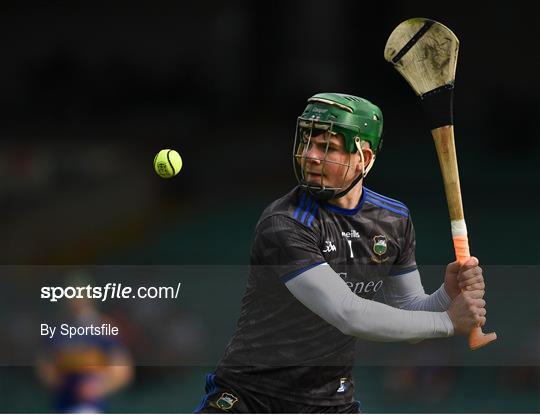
[0, 0, 538, 413]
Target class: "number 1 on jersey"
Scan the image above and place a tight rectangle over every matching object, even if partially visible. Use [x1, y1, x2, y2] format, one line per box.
[346, 239, 354, 258]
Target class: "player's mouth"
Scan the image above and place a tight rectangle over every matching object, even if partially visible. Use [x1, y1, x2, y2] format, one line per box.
[305, 172, 324, 181]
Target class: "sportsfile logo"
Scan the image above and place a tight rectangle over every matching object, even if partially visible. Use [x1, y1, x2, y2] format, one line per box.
[41, 282, 182, 302]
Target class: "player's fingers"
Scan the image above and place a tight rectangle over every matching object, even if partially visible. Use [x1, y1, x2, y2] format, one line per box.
[466, 256, 479, 267]
[460, 256, 479, 271]
[459, 276, 480, 288]
[458, 266, 483, 282]
[459, 281, 486, 291]
[466, 290, 485, 300]
[477, 308, 487, 317]
[461, 282, 485, 291]
[473, 298, 486, 307]
[458, 273, 483, 286]
[473, 311, 486, 325]
[479, 316, 486, 327]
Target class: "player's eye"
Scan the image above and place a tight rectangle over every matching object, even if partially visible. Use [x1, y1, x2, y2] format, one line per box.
[311, 128, 326, 137]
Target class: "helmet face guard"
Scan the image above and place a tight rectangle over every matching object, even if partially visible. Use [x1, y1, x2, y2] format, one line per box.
[293, 119, 355, 200]
[292, 93, 384, 201]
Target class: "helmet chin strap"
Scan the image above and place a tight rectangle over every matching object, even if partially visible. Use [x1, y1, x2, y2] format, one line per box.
[331, 138, 375, 200]
[302, 184, 336, 201]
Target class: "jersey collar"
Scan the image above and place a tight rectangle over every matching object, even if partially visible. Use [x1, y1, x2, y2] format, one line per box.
[320, 188, 366, 215]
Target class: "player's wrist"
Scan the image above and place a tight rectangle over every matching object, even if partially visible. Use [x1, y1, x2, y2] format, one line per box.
[439, 283, 454, 306]
[441, 311, 455, 337]
[443, 279, 459, 300]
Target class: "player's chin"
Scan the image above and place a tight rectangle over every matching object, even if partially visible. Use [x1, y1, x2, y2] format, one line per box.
[305, 173, 324, 183]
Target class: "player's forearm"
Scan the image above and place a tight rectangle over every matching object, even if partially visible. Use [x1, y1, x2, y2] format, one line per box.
[338, 289, 453, 341]
[383, 270, 452, 311]
[387, 284, 452, 311]
[286, 263, 454, 342]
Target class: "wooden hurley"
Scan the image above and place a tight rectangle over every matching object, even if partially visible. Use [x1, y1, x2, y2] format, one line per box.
[384, 18, 497, 350]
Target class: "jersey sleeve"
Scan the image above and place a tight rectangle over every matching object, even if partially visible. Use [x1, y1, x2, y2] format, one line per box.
[251, 214, 326, 283]
[390, 215, 418, 276]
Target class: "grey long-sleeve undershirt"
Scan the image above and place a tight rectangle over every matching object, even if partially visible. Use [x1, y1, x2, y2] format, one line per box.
[382, 269, 452, 311]
[285, 263, 454, 342]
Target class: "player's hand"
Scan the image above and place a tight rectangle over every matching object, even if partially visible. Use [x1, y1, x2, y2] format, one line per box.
[444, 257, 485, 299]
[443, 260, 461, 299]
[457, 257, 485, 294]
[447, 290, 486, 335]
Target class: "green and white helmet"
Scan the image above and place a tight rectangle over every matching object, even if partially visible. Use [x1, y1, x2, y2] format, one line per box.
[293, 92, 384, 200]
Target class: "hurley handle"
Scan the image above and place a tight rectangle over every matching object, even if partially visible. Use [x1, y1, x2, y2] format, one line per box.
[432, 126, 497, 350]
[452, 234, 497, 350]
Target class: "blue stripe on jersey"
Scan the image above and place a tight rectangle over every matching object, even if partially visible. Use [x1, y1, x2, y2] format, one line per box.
[280, 261, 326, 283]
[366, 196, 409, 217]
[388, 266, 418, 277]
[293, 192, 307, 219]
[301, 197, 315, 223]
[306, 202, 319, 227]
[364, 188, 408, 210]
[194, 373, 217, 413]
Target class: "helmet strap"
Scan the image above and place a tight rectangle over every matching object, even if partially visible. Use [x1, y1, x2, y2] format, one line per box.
[332, 138, 376, 200]
[357, 138, 376, 177]
[332, 173, 363, 199]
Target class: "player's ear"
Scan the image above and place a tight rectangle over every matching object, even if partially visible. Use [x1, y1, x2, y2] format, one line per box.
[364, 147, 374, 169]
[355, 145, 373, 173]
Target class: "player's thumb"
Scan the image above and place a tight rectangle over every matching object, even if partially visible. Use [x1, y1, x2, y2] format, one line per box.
[446, 260, 461, 274]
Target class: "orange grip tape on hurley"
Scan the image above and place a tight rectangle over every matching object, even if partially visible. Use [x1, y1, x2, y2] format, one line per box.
[452, 235, 497, 350]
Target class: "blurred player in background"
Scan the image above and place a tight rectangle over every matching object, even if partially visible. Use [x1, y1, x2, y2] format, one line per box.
[37, 271, 134, 413]
[195, 93, 487, 413]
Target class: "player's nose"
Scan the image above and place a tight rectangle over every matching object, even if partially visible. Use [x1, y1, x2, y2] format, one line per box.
[305, 144, 324, 161]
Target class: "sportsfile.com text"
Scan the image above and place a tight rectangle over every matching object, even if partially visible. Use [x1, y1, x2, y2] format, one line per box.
[41, 282, 182, 302]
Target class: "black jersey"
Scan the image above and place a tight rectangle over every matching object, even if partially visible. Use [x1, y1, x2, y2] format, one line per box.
[215, 186, 417, 406]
